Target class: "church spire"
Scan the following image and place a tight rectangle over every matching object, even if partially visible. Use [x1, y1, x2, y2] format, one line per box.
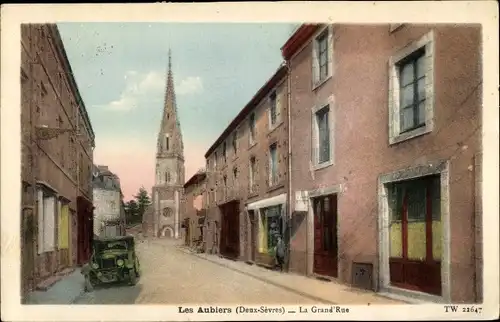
[157, 49, 184, 158]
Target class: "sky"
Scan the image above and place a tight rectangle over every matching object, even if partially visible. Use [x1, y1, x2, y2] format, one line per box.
[57, 22, 298, 200]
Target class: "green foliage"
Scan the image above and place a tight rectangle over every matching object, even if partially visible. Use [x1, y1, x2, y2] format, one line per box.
[124, 186, 151, 226]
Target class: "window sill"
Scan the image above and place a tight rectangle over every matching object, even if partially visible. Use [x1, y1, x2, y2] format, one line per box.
[312, 74, 332, 92]
[389, 125, 432, 146]
[267, 183, 285, 193]
[268, 121, 284, 135]
[247, 191, 259, 199]
[312, 160, 334, 171]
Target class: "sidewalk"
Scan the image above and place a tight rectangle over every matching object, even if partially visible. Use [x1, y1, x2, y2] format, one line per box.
[24, 268, 85, 304]
[177, 246, 406, 305]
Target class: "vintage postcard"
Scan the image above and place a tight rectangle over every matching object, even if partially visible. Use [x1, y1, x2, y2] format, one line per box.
[1, 1, 499, 321]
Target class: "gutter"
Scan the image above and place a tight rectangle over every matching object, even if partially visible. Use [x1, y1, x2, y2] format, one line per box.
[285, 60, 293, 272]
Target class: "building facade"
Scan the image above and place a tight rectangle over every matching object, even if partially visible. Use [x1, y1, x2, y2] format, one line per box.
[182, 169, 207, 248]
[282, 24, 482, 303]
[203, 64, 289, 267]
[143, 50, 186, 239]
[92, 165, 127, 238]
[21, 24, 95, 297]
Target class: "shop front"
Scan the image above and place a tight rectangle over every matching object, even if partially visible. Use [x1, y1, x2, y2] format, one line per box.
[246, 193, 287, 268]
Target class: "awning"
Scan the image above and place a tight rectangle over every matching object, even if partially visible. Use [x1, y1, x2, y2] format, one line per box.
[246, 193, 287, 211]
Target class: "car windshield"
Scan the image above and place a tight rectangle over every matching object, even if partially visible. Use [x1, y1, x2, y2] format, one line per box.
[97, 240, 128, 252]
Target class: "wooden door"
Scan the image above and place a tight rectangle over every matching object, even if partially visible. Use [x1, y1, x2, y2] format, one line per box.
[389, 175, 442, 296]
[220, 202, 240, 259]
[313, 194, 338, 278]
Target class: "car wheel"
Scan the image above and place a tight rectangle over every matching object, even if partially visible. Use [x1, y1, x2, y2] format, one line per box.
[129, 269, 137, 285]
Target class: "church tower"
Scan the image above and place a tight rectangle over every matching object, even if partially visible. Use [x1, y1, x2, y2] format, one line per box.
[151, 50, 185, 238]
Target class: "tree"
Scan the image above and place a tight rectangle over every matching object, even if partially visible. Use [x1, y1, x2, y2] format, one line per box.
[124, 199, 140, 225]
[133, 186, 151, 218]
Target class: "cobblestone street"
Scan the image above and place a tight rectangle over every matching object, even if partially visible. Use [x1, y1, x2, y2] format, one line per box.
[73, 238, 319, 304]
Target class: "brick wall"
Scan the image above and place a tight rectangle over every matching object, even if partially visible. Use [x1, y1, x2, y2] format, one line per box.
[21, 24, 94, 289]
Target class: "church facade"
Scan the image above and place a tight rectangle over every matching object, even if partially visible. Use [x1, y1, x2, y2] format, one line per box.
[143, 51, 185, 238]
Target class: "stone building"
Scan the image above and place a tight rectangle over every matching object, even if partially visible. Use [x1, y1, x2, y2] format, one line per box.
[203, 64, 289, 265]
[182, 169, 207, 248]
[282, 23, 482, 303]
[143, 50, 185, 238]
[20, 23, 95, 297]
[92, 165, 126, 238]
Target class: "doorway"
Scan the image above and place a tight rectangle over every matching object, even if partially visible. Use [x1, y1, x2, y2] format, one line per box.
[219, 201, 240, 259]
[388, 175, 442, 296]
[312, 194, 338, 278]
[248, 210, 256, 262]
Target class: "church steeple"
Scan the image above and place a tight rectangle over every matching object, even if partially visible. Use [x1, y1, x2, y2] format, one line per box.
[157, 49, 184, 158]
[149, 48, 186, 240]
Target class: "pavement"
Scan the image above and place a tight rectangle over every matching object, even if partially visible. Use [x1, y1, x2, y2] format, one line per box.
[24, 268, 85, 304]
[175, 244, 406, 305]
[24, 237, 405, 305]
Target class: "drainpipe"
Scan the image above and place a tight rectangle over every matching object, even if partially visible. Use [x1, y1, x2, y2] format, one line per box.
[285, 60, 293, 273]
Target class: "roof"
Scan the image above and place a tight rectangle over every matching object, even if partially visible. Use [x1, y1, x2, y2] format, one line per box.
[204, 63, 288, 158]
[281, 24, 321, 61]
[184, 170, 207, 188]
[48, 24, 96, 146]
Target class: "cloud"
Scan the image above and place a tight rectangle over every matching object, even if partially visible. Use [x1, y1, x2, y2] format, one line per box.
[97, 70, 164, 111]
[97, 71, 203, 111]
[176, 76, 204, 95]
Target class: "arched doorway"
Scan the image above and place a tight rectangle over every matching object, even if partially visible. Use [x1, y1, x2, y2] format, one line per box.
[159, 225, 174, 238]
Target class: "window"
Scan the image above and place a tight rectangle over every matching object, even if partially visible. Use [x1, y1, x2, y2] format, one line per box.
[165, 171, 171, 183]
[249, 113, 256, 144]
[388, 31, 434, 145]
[317, 31, 329, 81]
[206, 159, 210, 170]
[165, 135, 170, 151]
[258, 205, 282, 253]
[269, 91, 277, 127]
[316, 105, 331, 164]
[223, 142, 227, 163]
[223, 175, 227, 187]
[398, 50, 426, 133]
[249, 156, 257, 193]
[37, 189, 56, 254]
[269, 143, 278, 186]
[312, 26, 333, 87]
[232, 131, 238, 155]
[214, 152, 218, 169]
[233, 167, 238, 179]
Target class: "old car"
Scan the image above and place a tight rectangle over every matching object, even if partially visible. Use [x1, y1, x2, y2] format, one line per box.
[82, 235, 141, 292]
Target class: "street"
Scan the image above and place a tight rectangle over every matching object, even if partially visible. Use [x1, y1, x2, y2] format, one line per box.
[73, 239, 317, 304]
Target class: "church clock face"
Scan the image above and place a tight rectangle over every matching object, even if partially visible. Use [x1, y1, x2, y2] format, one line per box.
[162, 207, 173, 218]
